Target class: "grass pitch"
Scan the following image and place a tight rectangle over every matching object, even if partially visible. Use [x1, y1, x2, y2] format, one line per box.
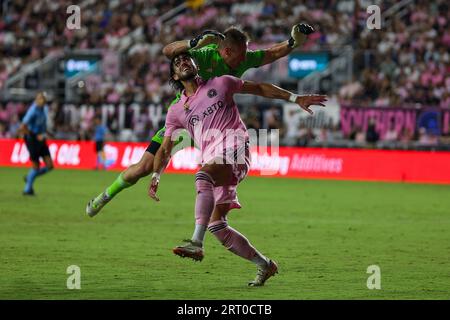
[0, 167, 449, 299]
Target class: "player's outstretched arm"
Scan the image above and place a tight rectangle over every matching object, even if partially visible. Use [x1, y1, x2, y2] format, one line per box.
[260, 23, 314, 66]
[238, 80, 327, 115]
[162, 30, 224, 59]
[149, 136, 174, 201]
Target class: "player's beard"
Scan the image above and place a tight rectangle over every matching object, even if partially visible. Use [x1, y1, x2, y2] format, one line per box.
[178, 70, 196, 81]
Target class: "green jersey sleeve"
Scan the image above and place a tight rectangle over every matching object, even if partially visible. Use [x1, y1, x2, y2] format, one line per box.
[189, 44, 216, 68]
[233, 49, 266, 78]
[167, 92, 181, 109]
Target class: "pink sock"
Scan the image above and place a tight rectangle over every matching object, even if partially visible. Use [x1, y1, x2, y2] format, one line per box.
[208, 220, 267, 265]
[194, 172, 215, 227]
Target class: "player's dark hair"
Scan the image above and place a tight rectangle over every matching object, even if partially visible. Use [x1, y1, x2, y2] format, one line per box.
[169, 52, 196, 91]
[220, 26, 249, 48]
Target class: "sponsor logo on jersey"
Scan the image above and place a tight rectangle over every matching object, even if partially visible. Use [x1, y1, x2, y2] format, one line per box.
[188, 115, 200, 126]
[201, 100, 224, 119]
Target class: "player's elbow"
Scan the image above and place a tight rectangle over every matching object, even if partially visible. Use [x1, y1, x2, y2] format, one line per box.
[162, 45, 174, 59]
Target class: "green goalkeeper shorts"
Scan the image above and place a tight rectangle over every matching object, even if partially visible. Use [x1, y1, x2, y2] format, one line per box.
[151, 126, 193, 149]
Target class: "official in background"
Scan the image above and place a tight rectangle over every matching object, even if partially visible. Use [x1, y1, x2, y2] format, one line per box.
[20, 92, 54, 195]
[93, 116, 108, 170]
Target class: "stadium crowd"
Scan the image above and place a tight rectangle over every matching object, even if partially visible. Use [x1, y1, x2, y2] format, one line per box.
[0, 0, 449, 147]
[345, 0, 450, 109]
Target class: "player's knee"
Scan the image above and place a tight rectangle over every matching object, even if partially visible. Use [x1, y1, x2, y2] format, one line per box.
[195, 171, 215, 194]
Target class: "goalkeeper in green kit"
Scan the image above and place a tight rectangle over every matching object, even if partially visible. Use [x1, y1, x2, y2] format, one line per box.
[86, 23, 315, 217]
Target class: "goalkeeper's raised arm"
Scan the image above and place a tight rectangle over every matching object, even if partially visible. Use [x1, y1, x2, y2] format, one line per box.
[162, 23, 314, 67]
[162, 30, 225, 59]
[258, 23, 314, 66]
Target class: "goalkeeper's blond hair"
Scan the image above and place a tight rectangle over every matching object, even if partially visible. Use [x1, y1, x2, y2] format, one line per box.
[219, 27, 250, 49]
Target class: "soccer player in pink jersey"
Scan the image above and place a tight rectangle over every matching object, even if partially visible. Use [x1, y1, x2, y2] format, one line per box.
[149, 52, 326, 286]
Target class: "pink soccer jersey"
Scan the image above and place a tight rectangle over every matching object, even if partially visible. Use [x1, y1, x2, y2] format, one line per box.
[164, 75, 250, 165]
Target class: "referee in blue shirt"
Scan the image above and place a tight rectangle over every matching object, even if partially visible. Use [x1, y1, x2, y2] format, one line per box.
[19, 92, 54, 195]
[93, 116, 108, 170]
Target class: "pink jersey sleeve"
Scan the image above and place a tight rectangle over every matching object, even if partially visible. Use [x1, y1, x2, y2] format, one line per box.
[220, 75, 244, 95]
[164, 108, 183, 139]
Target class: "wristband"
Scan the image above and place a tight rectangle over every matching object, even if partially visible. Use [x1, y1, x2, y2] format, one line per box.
[188, 38, 197, 49]
[288, 37, 295, 48]
[289, 94, 298, 103]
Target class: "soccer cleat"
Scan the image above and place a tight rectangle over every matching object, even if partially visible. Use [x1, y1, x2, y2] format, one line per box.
[86, 191, 111, 217]
[172, 239, 204, 261]
[22, 188, 35, 196]
[248, 260, 278, 287]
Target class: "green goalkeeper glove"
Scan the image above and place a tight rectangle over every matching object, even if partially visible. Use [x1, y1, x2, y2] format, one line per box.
[189, 30, 225, 49]
[288, 23, 314, 48]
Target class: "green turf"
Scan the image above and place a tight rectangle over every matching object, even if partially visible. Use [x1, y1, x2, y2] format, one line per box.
[0, 167, 449, 300]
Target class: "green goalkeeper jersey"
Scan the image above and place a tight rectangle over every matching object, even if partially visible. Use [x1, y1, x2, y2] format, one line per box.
[189, 44, 265, 79]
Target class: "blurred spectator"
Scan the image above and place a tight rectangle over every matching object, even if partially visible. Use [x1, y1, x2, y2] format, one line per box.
[0, 122, 11, 138]
[242, 105, 261, 131]
[0, 104, 9, 123]
[399, 127, 414, 146]
[365, 119, 379, 144]
[8, 115, 21, 138]
[418, 127, 439, 146]
[383, 121, 398, 142]
[338, 77, 363, 102]
[327, 122, 344, 142]
[355, 129, 365, 144]
[296, 123, 315, 146]
[315, 126, 329, 143]
[134, 108, 152, 142]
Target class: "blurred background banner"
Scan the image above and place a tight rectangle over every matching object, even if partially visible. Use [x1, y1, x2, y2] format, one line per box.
[282, 97, 341, 146]
[288, 52, 329, 78]
[2, 138, 450, 184]
[340, 106, 443, 136]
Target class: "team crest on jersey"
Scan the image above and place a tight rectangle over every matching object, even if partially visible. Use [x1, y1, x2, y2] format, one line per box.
[207, 89, 217, 98]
